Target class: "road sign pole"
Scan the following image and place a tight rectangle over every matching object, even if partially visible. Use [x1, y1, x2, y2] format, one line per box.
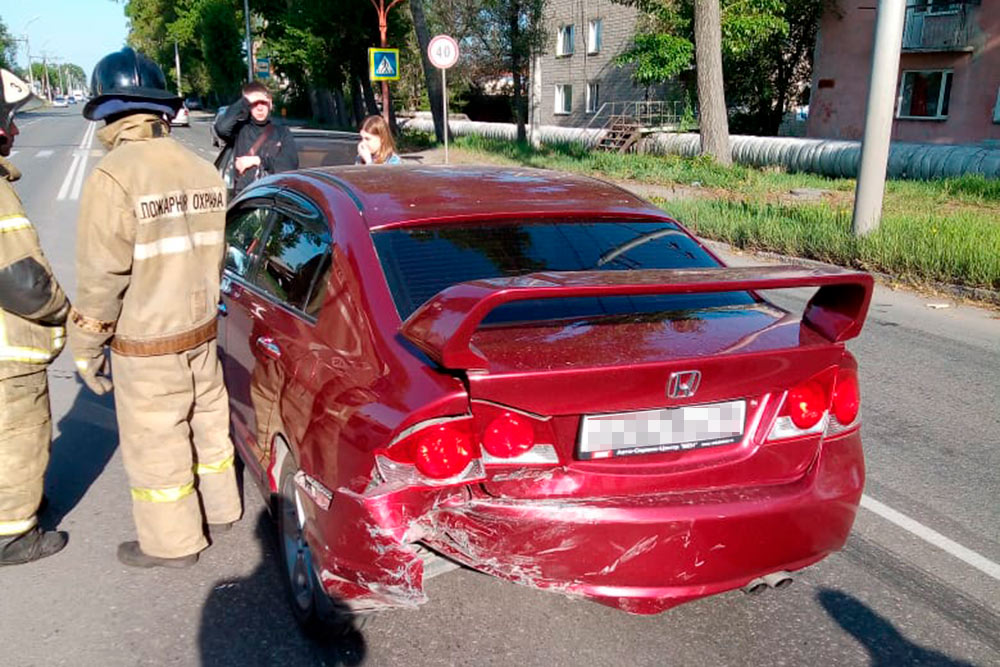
[442, 68, 448, 164]
[427, 35, 459, 164]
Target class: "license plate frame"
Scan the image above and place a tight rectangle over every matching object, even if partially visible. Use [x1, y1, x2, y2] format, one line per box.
[577, 400, 746, 460]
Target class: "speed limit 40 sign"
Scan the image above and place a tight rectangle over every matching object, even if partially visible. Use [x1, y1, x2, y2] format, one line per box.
[428, 35, 459, 69]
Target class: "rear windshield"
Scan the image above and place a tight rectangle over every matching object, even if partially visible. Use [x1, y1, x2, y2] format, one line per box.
[372, 221, 756, 322]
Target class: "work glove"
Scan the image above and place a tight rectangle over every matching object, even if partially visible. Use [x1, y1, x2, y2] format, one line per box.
[68, 308, 116, 395]
[74, 347, 113, 395]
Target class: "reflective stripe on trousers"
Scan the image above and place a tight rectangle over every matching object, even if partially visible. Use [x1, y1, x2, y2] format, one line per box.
[131, 481, 196, 503]
[0, 516, 37, 536]
[195, 454, 234, 476]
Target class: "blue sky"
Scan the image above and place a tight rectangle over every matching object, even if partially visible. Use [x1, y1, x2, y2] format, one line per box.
[3, 1, 129, 79]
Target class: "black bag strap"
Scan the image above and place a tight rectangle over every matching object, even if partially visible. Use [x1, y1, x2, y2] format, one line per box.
[247, 123, 275, 157]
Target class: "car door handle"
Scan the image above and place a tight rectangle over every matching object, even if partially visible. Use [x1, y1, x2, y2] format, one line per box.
[255, 335, 281, 360]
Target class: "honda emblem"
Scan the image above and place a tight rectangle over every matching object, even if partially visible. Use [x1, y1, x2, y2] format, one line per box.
[667, 371, 701, 399]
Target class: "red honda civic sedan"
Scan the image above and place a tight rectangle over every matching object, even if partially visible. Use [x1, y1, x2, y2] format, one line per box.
[218, 165, 873, 630]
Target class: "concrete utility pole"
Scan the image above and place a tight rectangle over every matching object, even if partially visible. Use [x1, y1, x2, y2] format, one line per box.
[852, 0, 907, 237]
[243, 0, 254, 83]
[20, 17, 39, 94]
[174, 41, 183, 95]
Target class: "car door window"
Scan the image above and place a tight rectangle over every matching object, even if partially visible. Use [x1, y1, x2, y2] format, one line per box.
[254, 214, 332, 317]
[225, 208, 271, 279]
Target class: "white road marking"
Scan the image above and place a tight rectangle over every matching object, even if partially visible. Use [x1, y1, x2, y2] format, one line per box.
[861, 494, 1000, 581]
[36, 149, 53, 158]
[8, 150, 17, 158]
[70, 122, 97, 199]
[57, 122, 97, 201]
[56, 154, 81, 200]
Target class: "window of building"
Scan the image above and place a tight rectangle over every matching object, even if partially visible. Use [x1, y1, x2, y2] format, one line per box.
[923, 0, 960, 15]
[588, 20, 603, 54]
[555, 84, 572, 115]
[586, 82, 599, 113]
[557, 25, 574, 56]
[897, 70, 953, 120]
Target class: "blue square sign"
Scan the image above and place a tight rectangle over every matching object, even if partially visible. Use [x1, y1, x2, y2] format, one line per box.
[369, 48, 400, 81]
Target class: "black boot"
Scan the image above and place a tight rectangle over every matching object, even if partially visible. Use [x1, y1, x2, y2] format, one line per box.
[117, 541, 198, 569]
[0, 526, 68, 566]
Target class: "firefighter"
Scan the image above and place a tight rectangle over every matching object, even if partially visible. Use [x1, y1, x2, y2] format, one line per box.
[0, 69, 70, 565]
[70, 48, 241, 568]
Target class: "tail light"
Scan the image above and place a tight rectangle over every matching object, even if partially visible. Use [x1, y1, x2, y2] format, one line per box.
[767, 363, 861, 442]
[376, 416, 484, 487]
[827, 364, 861, 435]
[473, 401, 560, 465]
[482, 413, 535, 458]
[831, 367, 860, 426]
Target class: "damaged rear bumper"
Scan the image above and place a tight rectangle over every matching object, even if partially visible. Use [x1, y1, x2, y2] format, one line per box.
[310, 432, 864, 614]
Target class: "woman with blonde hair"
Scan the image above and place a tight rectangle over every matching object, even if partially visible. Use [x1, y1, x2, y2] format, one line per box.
[356, 115, 402, 165]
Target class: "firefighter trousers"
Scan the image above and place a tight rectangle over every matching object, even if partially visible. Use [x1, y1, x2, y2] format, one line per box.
[0, 369, 51, 537]
[111, 339, 242, 558]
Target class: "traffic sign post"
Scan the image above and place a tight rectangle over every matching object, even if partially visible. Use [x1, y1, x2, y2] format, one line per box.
[428, 35, 459, 164]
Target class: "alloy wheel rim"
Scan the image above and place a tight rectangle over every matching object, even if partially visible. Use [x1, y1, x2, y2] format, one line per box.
[281, 475, 315, 612]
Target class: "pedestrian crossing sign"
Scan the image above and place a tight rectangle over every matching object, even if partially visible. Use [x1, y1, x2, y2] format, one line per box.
[369, 48, 400, 81]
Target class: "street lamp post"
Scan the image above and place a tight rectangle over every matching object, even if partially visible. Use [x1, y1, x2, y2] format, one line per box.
[20, 16, 40, 95]
[369, 0, 405, 124]
[243, 0, 253, 83]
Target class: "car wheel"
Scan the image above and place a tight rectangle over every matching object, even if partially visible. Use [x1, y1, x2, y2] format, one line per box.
[277, 457, 359, 638]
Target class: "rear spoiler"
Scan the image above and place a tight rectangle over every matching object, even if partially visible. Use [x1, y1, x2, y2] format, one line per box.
[400, 265, 874, 371]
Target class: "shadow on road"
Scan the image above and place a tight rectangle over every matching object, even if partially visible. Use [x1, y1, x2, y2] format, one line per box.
[198, 510, 367, 666]
[817, 588, 977, 666]
[41, 379, 118, 530]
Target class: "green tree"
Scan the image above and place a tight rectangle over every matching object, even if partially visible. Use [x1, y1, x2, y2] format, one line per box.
[124, 0, 245, 104]
[0, 17, 20, 71]
[616, 0, 831, 136]
[466, 0, 547, 142]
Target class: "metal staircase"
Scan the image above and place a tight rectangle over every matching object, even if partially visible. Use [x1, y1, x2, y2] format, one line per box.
[596, 115, 641, 153]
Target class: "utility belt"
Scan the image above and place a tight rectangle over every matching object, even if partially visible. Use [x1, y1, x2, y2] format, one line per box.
[110, 319, 217, 357]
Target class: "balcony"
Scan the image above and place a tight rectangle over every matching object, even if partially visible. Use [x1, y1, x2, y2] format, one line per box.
[902, 1, 980, 52]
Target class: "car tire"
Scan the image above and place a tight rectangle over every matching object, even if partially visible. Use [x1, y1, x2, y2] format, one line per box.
[276, 456, 361, 639]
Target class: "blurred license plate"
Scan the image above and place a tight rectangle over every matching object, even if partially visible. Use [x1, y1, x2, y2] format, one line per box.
[578, 400, 746, 460]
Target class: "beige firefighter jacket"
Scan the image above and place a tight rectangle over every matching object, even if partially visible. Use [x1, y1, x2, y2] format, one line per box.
[69, 114, 227, 361]
[0, 156, 68, 379]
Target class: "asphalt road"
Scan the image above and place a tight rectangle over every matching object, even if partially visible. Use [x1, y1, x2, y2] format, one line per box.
[1, 107, 998, 667]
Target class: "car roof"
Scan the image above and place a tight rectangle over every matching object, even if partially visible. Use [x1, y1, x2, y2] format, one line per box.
[295, 165, 668, 230]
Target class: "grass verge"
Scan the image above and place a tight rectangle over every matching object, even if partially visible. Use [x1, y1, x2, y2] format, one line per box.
[448, 134, 1000, 292]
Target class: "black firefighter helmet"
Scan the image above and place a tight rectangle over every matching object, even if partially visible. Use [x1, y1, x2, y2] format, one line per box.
[83, 47, 182, 121]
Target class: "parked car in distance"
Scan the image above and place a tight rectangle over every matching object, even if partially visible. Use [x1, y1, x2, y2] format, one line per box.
[210, 105, 228, 147]
[171, 105, 190, 127]
[51, 96, 68, 108]
[184, 96, 202, 110]
[66, 95, 77, 105]
[219, 166, 873, 631]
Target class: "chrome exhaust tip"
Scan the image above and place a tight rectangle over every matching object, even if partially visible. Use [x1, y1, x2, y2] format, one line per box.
[742, 578, 768, 595]
[763, 571, 794, 589]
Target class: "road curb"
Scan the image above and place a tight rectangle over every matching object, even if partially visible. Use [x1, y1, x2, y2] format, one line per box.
[701, 239, 1000, 308]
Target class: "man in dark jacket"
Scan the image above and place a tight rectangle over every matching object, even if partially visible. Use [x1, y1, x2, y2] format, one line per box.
[213, 82, 297, 194]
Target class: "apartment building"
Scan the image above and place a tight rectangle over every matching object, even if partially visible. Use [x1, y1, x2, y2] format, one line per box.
[536, 0, 665, 127]
[808, 1, 999, 144]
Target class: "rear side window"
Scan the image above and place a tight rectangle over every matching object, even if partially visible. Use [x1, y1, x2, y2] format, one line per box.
[225, 208, 270, 278]
[373, 221, 755, 321]
[254, 215, 332, 317]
